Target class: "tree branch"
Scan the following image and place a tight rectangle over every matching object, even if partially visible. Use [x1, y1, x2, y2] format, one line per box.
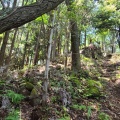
[0, 0, 64, 34]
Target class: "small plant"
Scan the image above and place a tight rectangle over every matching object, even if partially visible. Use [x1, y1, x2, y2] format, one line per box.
[58, 116, 71, 120]
[71, 104, 93, 119]
[5, 109, 20, 120]
[57, 107, 70, 120]
[83, 80, 103, 98]
[98, 112, 111, 120]
[51, 96, 57, 103]
[5, 90, 24, 104]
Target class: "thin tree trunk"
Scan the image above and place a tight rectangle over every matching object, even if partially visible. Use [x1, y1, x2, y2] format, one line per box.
[13, 0, 17, 8]
[111, 32, 116, 53]
[42, 11, 56, 105]
[64, 25, 69, 72]
[21, 31, 29, 68]
[0, 37, 2, 45]
[52, 28, 57, 61]
[84, 30, 87, 47]
[33, 29, 41, 65]
[0, 0, 6, 9]
[0, 31, 10, 66]
[5, 28, 18, 65]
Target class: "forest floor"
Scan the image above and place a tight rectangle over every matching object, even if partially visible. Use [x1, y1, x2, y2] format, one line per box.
[0, 54, 120, 120]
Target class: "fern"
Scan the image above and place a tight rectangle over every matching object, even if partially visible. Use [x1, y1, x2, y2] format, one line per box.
[5, 109, 20, 120]
[5, 90, 24, 104]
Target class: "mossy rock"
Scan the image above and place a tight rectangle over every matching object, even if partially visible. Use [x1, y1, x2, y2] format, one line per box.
[25, 82, 34, 91]
[30, 88, 38, 98]
[84, 80, 103, 97]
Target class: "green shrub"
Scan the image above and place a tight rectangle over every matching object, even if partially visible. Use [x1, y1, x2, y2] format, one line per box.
[71, 104, 93, 119]
[58, 116, 71, 120]
[5, 90, 24, 104]
[5, 109, 20, 120]
[83, 80, 103, 98]
[98, 112, 111, 120]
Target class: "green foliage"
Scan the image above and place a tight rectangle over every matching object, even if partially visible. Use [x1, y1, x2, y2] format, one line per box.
[0, 80, 5, 94]
[0, 80, 16, 94]
[83, 80, 103, 98]
[5, 109, 20, 120]
[25, 82, 34, 91]
[98, 112, 111, 120]
[5, 90, 24, 104]
[68, 74, 81, 87]
[51, 96, 57, 103]
[92, 0, 119, 30]
[58, 116, 71, 120]
[30, 88, 37, 97]
[71, 104, 93, 119]
[35, 14, 49, 24]
[58, 107, 70, 120]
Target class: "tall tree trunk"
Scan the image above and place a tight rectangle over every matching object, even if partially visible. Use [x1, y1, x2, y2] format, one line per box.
[51, 28, 57, 61]
[42, 11, 56, 105]
[111, 32, 116, 53]
[0, 37, 3, 45]
[66, 0, 80, 72]
[0, 31, 10, 66]
[21, 31, 29, 68]
[13, 0, 17, 8]
[117, 26, 120, 49]
[33, 29, 41, 65]
[5, 28, 18, 65]
[84, 30, 87, 47]
[70, 21, 80, 71]
[64, 25, 70, 72]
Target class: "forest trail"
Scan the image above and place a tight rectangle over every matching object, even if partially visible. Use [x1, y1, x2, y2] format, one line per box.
[20, 54, 120, 120]
[99, 54, 120, 120]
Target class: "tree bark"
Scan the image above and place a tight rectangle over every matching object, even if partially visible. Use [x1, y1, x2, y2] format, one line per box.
[5, 28, 18, 65]
[43, 10, 56, 105]
[0, 31, 10, 66]
[0, 0, 64, 33]
[21, 31, 29, 68]
[66, 0, 80, 72]
[33, 29, 41, 65]
[70, 21, 80, 71]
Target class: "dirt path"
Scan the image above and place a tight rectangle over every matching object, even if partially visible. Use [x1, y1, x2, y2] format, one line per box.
[100, 55, 120, 120]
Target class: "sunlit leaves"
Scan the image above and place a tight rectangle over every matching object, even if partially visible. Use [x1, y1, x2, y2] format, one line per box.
[35, 14, 49, 24]
[92, 0, 119, 29]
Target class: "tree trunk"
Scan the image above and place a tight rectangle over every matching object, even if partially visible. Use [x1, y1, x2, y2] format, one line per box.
[66, 0, 80, 72]
[33, 30, 41, 66]
[42, 11, 56, 105]
[111, 32, 116, 53]
[117, 26, 120, 49]
[21, 31, 29, 68]
[64, 25, 70, 72]
[84, 30, 87, 47]
[13, 0, 17, 8]
[51, 28, 57, 61]
[0, 31, 10, 66]
[5, 28, 18, 65]
[70, 21, 80, 71]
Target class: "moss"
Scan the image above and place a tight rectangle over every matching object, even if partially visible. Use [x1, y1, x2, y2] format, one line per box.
[30, 88, 37, 97]
[84, 80, 103, 97]
[25, 82, 34, 91]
